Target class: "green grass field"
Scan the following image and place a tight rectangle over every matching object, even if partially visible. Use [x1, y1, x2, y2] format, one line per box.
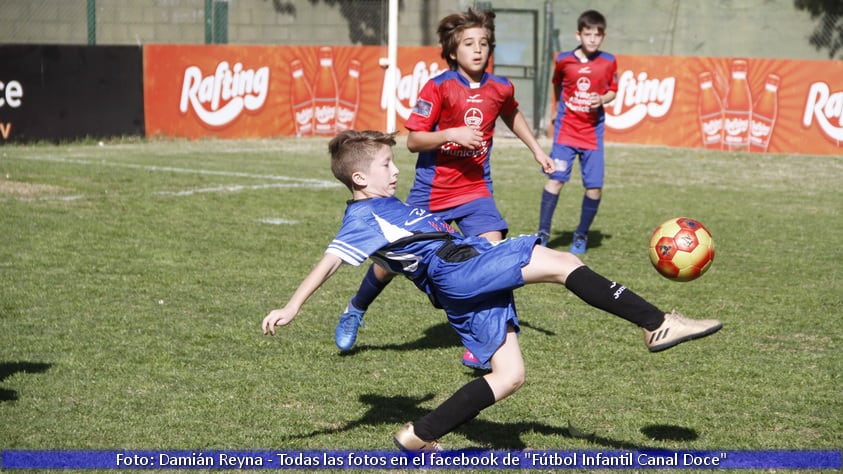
[1, 137, 841, 470]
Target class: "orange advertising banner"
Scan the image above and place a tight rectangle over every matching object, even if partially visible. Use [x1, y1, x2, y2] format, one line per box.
[143, 44, 446, 139]
[144, 45, 841, 156]
[605, 55, 843, 156]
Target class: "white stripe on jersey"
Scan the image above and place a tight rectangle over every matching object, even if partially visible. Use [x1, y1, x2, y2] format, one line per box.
[327, 240, 369, 265]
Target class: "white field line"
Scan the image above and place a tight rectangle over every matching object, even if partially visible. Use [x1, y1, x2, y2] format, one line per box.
[257, 218, 300, 225]
[4, 194, 87, 203]
[4, 154, 340, 203]
[12, 154, 340, 187]
[155, 182, 333, 196]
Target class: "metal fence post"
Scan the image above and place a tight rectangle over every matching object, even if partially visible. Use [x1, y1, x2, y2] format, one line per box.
[213, 0, 229, 44]
[87, 0, 96, 45]
[205, 0, 213, 44]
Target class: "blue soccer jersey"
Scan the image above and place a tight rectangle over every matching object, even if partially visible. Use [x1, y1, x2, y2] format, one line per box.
[327, 196, 461, 280]
[326, 196, 541, 364]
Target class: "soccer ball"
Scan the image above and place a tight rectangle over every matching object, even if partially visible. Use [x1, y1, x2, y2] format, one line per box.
[648, 217, 714, 282]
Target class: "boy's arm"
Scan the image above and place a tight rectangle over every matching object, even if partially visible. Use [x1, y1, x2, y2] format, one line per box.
[407, 127, 484, 152]
[262, 253, 344, 335]
[590, 90, 616, 109]
[502, 109, 555, 174]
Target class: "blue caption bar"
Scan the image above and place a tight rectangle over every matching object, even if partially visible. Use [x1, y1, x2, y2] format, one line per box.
[1, 450, 841, 469]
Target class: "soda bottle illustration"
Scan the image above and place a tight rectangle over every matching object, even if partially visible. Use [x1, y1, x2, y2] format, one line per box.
[289, 59, 314, 137]
[722, 59, 752, 151]
[749, 74, 780, 153]
[698, 71, 724, 149]
[312, 46, 338, 135]
[335, 59, 361, 132]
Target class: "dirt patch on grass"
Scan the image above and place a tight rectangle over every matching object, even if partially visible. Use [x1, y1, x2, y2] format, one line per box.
[0, 180, 71, 198]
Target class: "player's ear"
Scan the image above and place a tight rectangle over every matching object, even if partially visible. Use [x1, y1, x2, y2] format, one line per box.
[351, 171, 367, 187]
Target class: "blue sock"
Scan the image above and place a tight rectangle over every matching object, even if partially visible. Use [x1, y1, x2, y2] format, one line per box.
[349, 265, 390, 312]
[538, 189, 559, 234]
[575, 195, 601, 237]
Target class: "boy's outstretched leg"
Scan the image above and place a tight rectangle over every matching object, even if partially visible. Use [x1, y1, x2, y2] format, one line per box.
[335, 264, 394, 350]
[522, 246, 722, 351]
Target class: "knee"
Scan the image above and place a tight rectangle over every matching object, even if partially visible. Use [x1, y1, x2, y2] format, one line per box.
[545, 180, 565, 193]
[486, 368, 526, 401]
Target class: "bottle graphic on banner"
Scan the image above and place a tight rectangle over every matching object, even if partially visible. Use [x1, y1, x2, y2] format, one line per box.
[290, 59, 314, 137]
[335, 59, 361, 132]
[749, 74, 780, 153]
[312, 47, 338, 135]
[698, 71, 724, 149]
[723, 59, 752, 151]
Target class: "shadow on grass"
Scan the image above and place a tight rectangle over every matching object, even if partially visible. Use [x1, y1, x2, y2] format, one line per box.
[546, 229, 611, 251]
[0, 361, 52, 402]
[285, 392, 671, 450]
[640, 424, 699, 441]
[344, 320, 557, 356]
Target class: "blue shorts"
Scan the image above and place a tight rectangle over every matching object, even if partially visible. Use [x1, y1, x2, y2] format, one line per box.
[433, 197, 508, 238]
[546, 143, 605, 188]
[427, 234, 540, 364]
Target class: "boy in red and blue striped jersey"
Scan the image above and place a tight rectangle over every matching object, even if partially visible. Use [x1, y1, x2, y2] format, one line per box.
[538, 10, 618, 254]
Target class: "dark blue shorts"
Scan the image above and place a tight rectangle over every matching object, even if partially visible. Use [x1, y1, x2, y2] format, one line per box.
[427, 234, 540, 364]
[433, 197, 508, 237]
[546, 143, 605, 188]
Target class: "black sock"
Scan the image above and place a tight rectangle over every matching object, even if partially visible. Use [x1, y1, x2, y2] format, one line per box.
[413, 377, 496, 440]
[565, 266, 665, 330]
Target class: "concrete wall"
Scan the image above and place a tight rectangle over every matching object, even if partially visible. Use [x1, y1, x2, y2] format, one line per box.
[0, 0, 831, 60]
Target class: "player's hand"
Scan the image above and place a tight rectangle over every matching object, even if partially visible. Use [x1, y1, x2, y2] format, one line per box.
[448, 126, 485, 149]
[589, 92, 603, 109]
[262, 308, 296, 335]
[535, 152, 555, 174]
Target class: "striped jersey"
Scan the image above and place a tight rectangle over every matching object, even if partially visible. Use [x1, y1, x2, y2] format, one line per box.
[405, 70, 519, 212]
[327, 196, 460, 284]
[552, 48, 618, 150]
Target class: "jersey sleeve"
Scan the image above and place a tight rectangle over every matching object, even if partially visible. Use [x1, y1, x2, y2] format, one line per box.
[499, 78, 519, 117]
[606, 56, 619, 93]
[551, 52, 569, 87]
[405, 79, 442, 132]
[326, 215, 388, 266]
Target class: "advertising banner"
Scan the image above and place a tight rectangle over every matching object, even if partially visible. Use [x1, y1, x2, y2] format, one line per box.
[144, 45, 841, 156]
[0, 45, 144, 143]
[143, 44, 446, 139]
[605, 55, 843, 156]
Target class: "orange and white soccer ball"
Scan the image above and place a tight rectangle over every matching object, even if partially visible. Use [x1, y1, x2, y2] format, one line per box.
[648, 217, 715, 282]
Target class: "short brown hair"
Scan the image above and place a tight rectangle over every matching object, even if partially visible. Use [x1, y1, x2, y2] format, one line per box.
[577, 10, 606, 33]
[329, 130, 397, 190]
[437, 7, 496, 70]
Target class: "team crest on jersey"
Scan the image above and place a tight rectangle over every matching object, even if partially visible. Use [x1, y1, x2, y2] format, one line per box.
[577, 77, 591, 92]
[464, 108, 483, 129]
[412, 99, 433, 118]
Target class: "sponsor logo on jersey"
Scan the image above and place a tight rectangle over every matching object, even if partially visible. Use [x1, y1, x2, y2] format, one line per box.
[466, 93, 483, 104]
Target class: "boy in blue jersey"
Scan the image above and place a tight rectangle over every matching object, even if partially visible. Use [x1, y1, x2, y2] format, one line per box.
[538, 10, 618, 253]
[334, 8, 554, 371]
[263, 130, 723, 451]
